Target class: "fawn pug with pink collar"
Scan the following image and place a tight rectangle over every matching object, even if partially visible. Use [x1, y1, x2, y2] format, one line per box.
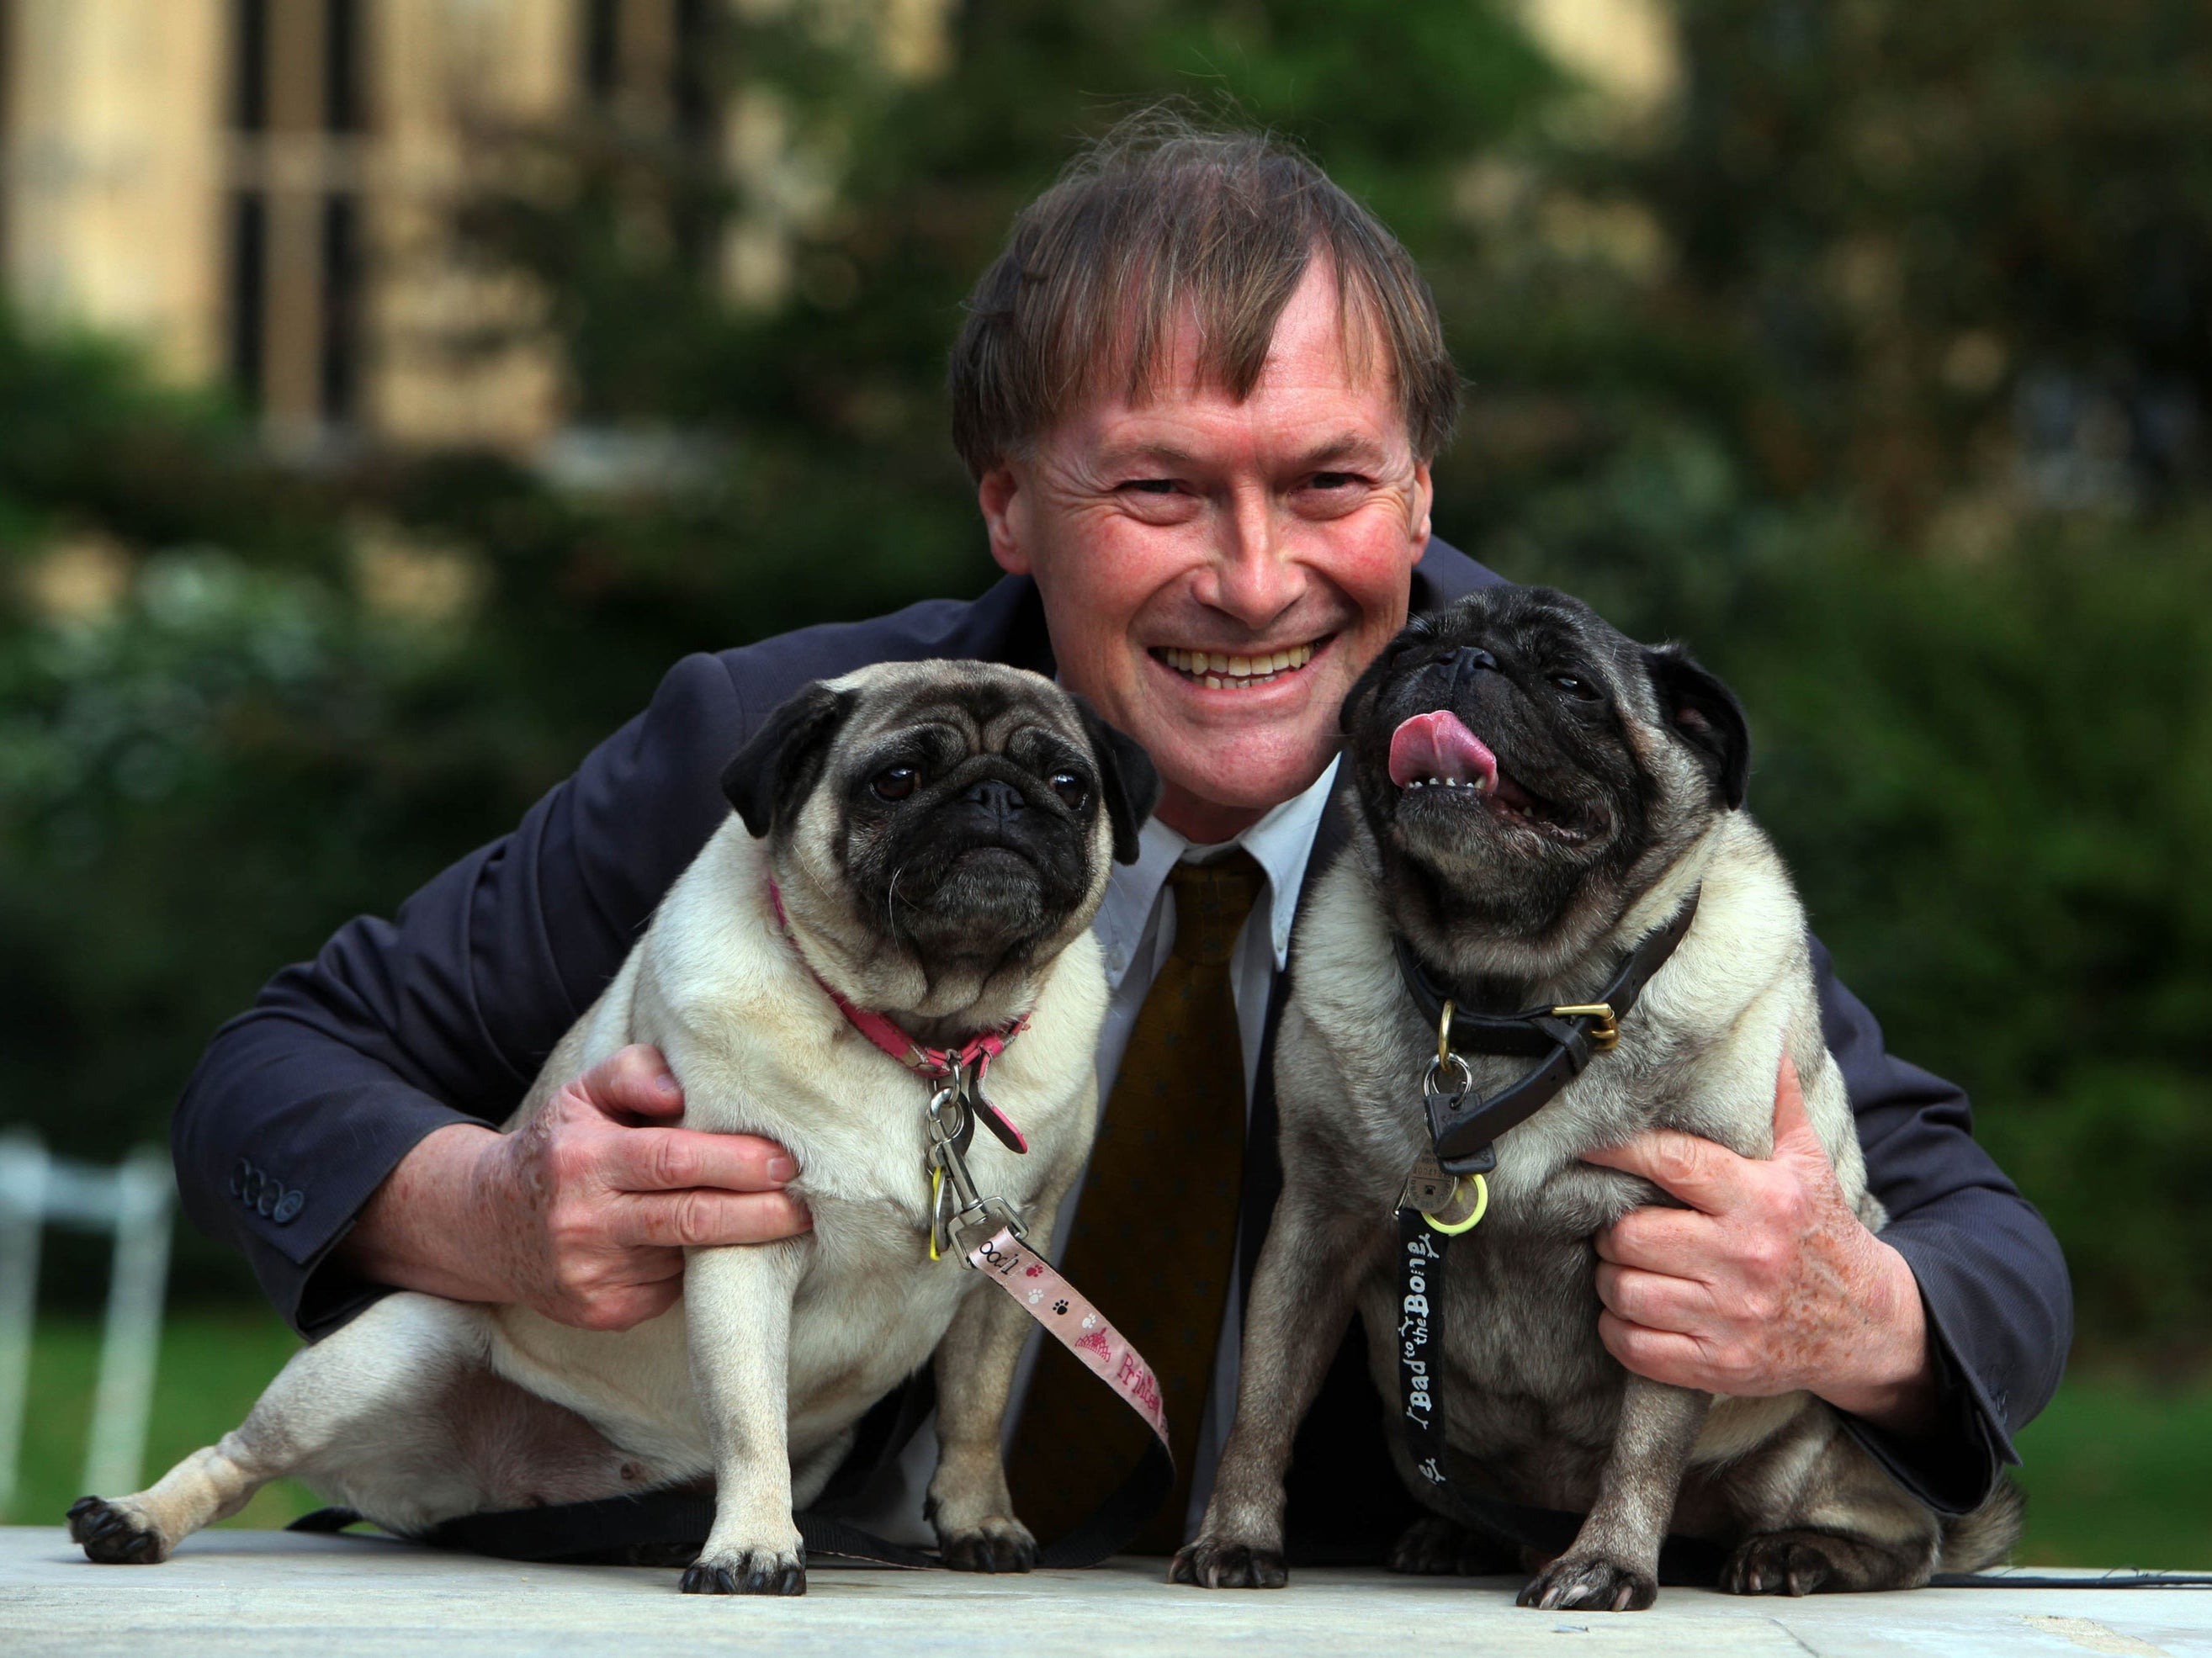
[69, 660, 1156, 1595]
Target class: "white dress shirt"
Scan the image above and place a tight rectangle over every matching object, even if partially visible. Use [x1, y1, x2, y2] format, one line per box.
[846, 759, 1344, 1545]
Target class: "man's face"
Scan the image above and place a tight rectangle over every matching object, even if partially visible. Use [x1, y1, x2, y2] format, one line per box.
[978, 263, 1433, 843]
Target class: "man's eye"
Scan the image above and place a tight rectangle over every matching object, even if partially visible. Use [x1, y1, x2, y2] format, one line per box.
[1118, 479, 1181, 495]
[873, 765, 920, 800]
[1308, 471, 1362, 490]
[1049, 771, 1089, 809]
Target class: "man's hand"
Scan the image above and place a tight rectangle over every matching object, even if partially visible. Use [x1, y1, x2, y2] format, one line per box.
[340, 1045, 811, 1331]
[1579, 1057, 1938, 1434]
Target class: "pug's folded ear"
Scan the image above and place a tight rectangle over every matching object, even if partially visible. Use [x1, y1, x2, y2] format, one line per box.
[722, 681, 860, 839]
[1644, 646, 1751, 809]
[1069, 694, 1160, 864]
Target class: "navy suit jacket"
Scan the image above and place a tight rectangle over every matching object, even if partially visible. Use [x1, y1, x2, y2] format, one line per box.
[175, 539, 2070, 1549]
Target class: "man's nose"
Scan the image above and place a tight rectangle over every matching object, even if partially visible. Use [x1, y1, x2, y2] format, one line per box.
[962, 778, 1028, 826]
[1200, 490, 1306, 627]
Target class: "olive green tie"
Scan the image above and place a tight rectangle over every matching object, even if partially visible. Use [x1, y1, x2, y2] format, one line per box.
[1007, 850, 1264, 1555]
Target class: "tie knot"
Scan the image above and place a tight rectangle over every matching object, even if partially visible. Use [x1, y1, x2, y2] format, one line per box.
[1165, 850, 1265, 967]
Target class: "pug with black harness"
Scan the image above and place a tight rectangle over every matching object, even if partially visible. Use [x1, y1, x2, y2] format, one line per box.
[67, 660, 1165, 1596]
[1173, 587, 2023, 1609]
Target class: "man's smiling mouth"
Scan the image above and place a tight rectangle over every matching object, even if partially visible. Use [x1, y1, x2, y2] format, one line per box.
[1154, 638, 1323, 691]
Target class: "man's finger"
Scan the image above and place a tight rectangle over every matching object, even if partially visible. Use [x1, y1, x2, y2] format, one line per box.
[612, 1189, 813, 1250]
[1581, 1126, 1748, 1214]
[607, 1126, 799, 1195]
[1595, 1310, 1712, 1388]
[1596, 1260, 1721, 1331]
[576, 1044, 685, 1122]
[1594, 1205, 1711, 1271]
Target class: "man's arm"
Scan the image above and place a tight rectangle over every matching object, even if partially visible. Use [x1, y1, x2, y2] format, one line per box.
[173, 585, 1047, 1338]
[1583, 940, 2071, 1513]
[172, 653, 788, 1336]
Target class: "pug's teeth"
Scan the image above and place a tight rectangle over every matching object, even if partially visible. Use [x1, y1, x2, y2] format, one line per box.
[1445, 778, 1459, 787]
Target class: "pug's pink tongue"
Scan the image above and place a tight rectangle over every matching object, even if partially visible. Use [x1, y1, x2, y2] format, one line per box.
[1388, 710, 1499, 791]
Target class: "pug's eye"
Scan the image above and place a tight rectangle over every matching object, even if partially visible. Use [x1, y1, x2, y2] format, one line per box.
[1550, 674, 1599, 700]
[873, 765, 920, 801]
[1049, 771, 1089, 810]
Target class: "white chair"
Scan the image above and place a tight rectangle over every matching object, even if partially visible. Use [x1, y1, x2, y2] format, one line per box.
[0, 1131, 172, 1518]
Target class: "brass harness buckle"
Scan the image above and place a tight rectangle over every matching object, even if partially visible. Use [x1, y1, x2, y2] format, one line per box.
[1551, 1003, 1620, 1051]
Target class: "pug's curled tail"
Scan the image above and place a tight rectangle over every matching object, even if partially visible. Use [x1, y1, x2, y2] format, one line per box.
[1936, 1474, 2026, 1573]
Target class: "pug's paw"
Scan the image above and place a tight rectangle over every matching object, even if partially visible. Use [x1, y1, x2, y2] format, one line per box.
[1517, 1552, 1657, 1612]
[937, 1515, 1036, 1573]
[1169, 1537, 1288, 1590]
[1387, 1515, 1517, 1577]
[1721, 1528, 1923, 1596]
[67, 1496, 170, 1565]
[679, 1543, 807, 1596]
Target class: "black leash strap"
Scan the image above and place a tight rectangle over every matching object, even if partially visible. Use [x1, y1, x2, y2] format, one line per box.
[1385, 891, 1724, 1573]
[1927, 1571, 2212, 1589]
[1392, 1207, 1726, 1586]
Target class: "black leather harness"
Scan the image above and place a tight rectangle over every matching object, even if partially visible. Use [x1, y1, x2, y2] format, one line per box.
[1392, 888, 1701, 1177]
[1386, 889, 1730, 1582]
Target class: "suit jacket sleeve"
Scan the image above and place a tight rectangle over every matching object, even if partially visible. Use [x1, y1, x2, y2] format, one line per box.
[172, 652, 752, 1337]
[1816, 936, 2073, 1513]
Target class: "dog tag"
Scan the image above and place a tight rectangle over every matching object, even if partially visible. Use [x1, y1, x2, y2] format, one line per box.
[1398, 1150, 1458, 1213]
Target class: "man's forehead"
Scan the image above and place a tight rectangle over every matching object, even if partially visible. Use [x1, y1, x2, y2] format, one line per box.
[1056, 266, 1412, 462]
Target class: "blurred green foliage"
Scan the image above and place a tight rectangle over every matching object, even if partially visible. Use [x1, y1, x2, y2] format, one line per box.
[2, 0, 2208, 1349]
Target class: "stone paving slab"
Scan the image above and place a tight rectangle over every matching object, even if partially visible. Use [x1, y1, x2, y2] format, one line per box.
[3, 1527, 2209, 1657]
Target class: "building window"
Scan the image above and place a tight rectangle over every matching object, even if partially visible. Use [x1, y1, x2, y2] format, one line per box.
[225, 0, 368, 432]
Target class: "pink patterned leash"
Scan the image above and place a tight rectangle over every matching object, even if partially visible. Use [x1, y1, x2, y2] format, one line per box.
[963, 1226, 1170, 1451]
[769, 877, 1175, 1549]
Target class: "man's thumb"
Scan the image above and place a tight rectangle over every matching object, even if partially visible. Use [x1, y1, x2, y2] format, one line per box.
[1771, 1052, 1830, 1163]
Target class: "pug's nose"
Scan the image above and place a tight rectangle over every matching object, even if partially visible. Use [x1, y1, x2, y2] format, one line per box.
[963, 778, 1029, 825]
[1447, 646, 1499, 692]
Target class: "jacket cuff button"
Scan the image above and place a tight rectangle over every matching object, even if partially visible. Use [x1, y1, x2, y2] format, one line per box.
[273, 1189, 304, 1225]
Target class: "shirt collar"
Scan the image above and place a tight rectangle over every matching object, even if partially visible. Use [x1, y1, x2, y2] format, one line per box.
[1094, 755, 1341, 989]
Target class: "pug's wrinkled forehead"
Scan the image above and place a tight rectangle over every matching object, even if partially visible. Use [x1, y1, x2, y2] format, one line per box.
[830, 660, 1089, 760]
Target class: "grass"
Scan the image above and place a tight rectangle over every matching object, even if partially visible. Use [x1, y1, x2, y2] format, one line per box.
[8, 1311, 321, 1531]
[6, 1311, 2209, 1567]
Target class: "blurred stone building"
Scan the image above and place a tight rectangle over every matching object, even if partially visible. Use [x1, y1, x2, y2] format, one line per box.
[0, 0, 1667, 457]
[0, 0, 896, 453]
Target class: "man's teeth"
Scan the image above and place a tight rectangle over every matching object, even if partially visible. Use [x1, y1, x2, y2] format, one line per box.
[1406, 776, 1491, 792]
[1160, 642, 1316, 689]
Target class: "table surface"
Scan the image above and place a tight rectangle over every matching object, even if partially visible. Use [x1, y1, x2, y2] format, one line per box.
[4, 1526, 2209, 1657]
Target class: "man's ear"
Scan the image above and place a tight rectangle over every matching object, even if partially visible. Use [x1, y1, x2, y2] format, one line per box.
[979, 465, 1030, 575]
[1643, 646, 1750, 808]
[720, 681, 859, 840]
[1069, 694, 1159, 864]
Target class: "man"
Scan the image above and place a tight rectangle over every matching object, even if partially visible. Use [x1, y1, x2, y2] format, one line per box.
[175, 122, 2068, 1558]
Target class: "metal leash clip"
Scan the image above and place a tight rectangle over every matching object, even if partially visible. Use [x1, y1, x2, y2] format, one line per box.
[1424, 997, 1476, 1110]
[926, 1068, 1027, 1261]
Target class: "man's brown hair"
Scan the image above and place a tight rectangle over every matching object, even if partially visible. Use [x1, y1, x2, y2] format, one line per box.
[949, 111, 1461, 478]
